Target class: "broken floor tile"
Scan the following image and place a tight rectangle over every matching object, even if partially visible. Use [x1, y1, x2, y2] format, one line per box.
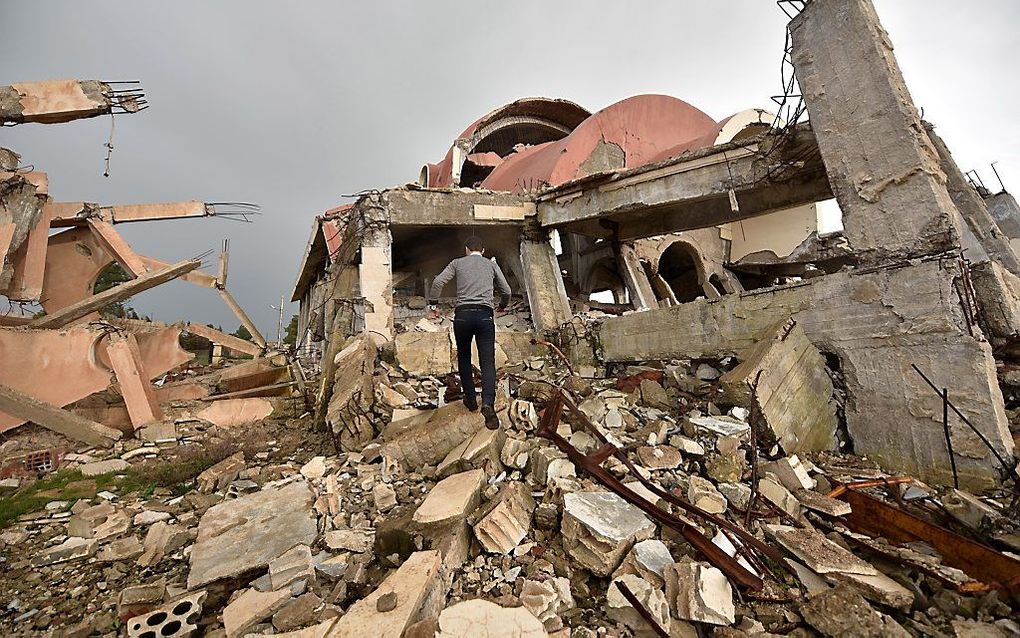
[664, 561, 735, 626]
[562, 491, 655, 576]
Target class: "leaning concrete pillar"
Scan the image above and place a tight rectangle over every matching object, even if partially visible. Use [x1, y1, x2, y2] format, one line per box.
[790, 0, 962, 266]
[616, 242, 657, 311]
[107, 333, 163, 430]
[359, 225, 393, 341]
[520, 229, 572, 333]
[924, 121, 1020, 276]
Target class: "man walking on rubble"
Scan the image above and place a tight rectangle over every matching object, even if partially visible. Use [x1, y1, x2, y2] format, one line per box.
[428, 236, 512, 430]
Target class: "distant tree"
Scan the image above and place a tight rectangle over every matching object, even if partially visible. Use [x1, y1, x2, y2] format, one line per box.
[233, 324, 253, 342]
[284, 314, 299, 346]
[93, 263, 137, 319]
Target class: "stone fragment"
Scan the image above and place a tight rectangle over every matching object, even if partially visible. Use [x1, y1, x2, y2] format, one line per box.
[437, 599, 546, 637]
[97, 535, 144, 562]
[67, 502, 131, 540]
[688, 414, 748, 437]
[759, 477, 801, 518]
[437, 427, 504, 477]
[827, 571, 914, 611]
[717, 482, 752, 510]
[376, 591, 398, 612]
[325, 529, 374, 553]
[500, 437, 530, 470]
[639, 378, 672, 410]
[413, 469, 485, 527]
[799, 584, 910, 638]
[613, 539, 674, 589]
[562, 491, 655, 576]
[79, 459, 130, 477]
[272, 619, 337, 638]
[188, 480, 317, 589]
[943, 488, 1004, 530]
[223, 587, 292, 638]
[118, 582, 166, 619]
[270, 544, 315, 591]
[607, 575, 671, 637]
[395, 331, 452, 375]
[33, 537, 97, 566]
[520, 577, 573, 631]
[687, 476, 726, 514]
[125, 591, 206, 638]
[138, 521, 190, 567]
[531, 446, 575, 485]
[329, 550, 443, 636]
[636, 445, 682, 470]
[473, 481, 536, 554]
[695, 364, 720, 380]
[664, 561, 735, 626]
[672, 435, 705, 456]
[299, 456, 327, 480]
[766, 525, 877, 576]
[762, 455, 816, 491]
[373, 482, 398, 512]
[273, 592, 323, 632]
[133, 509, 171, 526]
[196, 452, 245, 493]
[794, 489, 852, 517]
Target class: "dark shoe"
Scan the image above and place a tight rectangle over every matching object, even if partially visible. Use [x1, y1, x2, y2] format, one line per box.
[463, 398, 478, 412]
[481, 405, 499, 430]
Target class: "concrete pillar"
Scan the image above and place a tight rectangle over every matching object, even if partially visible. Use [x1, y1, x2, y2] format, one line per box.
[359, 225, 393, 342]
[107, 333, 163, 430]
[211, 343, 224, 365]
[925, 121, 1020, 276]
[616, 242, 657, 311]
[790, 0, 962, 266]
[520, 230, 572, 333]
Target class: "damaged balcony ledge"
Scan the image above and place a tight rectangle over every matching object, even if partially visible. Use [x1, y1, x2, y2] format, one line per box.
[594, 256, 1014, 490]
[379, 187, 537, 226]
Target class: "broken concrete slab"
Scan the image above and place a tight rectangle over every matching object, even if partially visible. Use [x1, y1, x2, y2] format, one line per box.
[607, 575, 672, 638]
[272, 591, 323, 632]
[381, 402, 485, 469]
[395, 331, 452, 375]
[613, 538, 674, 589]
[561, 491, 656, 576]
[187, 480, 317, 589]
[138, 521, 190, 567]
[413, 469, 485, 527]
[195, 397, 274, 429]
[196, 451, 245, 493]
[664, 561, 735, 626]
[799, 583, 910, 638]
[96, 535, 144, 562]
[79, 459, 130, 477]
[794, 488, 852, 517]
[436, 598, 547, 637]
[766, 525, 877, 576]
[222, 587, 292, 638]
[762, 455, 816, 491]
[67, 502, 130, 540]
[759, 477, 802, 519]
[827, 570, 914, 611]
[269, 544, 315, 591]
[0, 382, 123, 447]
[436, 426, 504, 478]
[32, 536, 97, 566]
[473, 481, 536, 555]
[328, 550, 442, 637]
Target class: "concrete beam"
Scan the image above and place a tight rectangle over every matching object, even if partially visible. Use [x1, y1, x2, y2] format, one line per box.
[596, 259, 1012, 490]
[535, 130, 832, 241]
[616, 242, 657, 311]
[0, 383, 122, 447]
[186, 322, 263, 357]
[48, 201, 213, 228]
[520, 231, 572, 333]
[2, 198, 54, 301]
[382, 188, 534, 227]
[0, 80, 143, 125]
[790, 0, 962, 265]
[87, 219, 148, 277]
[107, 333, 163, 429]
[30, 259, 200, 329]
[217, 288, 268, 349]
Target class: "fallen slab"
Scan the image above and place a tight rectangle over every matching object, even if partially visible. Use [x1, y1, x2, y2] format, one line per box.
[413, 469, 485, 528]
[562, 491, 656, 576]
[0, 382, 122, 447]
[196, 397, 274, 429]
[381, 402, 485, 469]
[473, 481, 536, 555]
[436, 599, 546, 637]
[187, 480, 317, 589]
[664, 561, 735, 626]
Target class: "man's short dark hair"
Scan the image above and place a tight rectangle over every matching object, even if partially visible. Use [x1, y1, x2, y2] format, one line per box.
[465, 236, 485, 252]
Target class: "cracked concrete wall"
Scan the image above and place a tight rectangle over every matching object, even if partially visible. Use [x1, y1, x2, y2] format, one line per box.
[597, 258, 1012, 490]
[790, 0, 963, 266]
[0, 173, 47, 290]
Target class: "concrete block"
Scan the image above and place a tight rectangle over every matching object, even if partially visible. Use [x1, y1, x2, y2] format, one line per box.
[561, 491, 655, 576]
[125, 591, 206, 638]
[473, 481, 535, 554]
[437, 599, 546, 637]
[664, 561, 735, 626]
[413, 469, 485, 528]
[223, 587, 292, 638]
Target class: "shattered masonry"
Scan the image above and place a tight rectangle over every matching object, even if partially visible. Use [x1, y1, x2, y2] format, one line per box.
[3, 0, 1020, 636]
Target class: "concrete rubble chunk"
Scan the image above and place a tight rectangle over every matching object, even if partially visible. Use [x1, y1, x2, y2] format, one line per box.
[762, 455, 816, 491]
[273, 591, 323, 632]
[437, 426, 505, 477]
[269, 544, 315, 591]
[794, 488, 852, 517]
[827, 571, 915, 611]
[67, 502, 131, 540]
[942, 488, 1004, 530]
[720, 319, 837, 454]
[607, 574, 672, 637]
[138, 521, 190, 567]
[531, 446, 575, 485]
[381, 402, 484, 469]
[222, 587, 292, 638]
[299, 455, 327, 480]
[688, 414, 749, 437]
[79, 459, 130, 477]
[118, 582, 166, 618]
[133, 509, 172, 526]
[329, 550, 443, 637]
[437, 599, 546, 637]
[500, 437, 531, 470]
[799, 583, 910, 638]
[766, 525, 877, 576]
[196, 451, 245, 493]
[188, 480, 317, 589]
[562, 491, 656, 576]
[520, 576, 574, 631]
[664, 561, 735, 626]
[33, 536, 97, 566]
[687, 475, 727, 514]
[125, 591, 206, 638]
[271, 619, 337, 638]
[613, 539, 674, 589]
[759, 476, 802, 519]
[413, 468, 485, 527]
[636, 445, 683, 470]
[473, 481, 536, 554]
[97, 535, 144, 562]
[325, 529, 374, 553]
[373, 481, 398, 512]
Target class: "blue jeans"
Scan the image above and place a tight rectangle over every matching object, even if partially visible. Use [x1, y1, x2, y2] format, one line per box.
[453, 306, 496, 407]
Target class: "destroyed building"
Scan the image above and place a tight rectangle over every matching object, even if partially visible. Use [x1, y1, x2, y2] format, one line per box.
[3, 0, 1020, 636]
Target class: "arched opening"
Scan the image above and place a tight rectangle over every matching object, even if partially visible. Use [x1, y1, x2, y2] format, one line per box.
[92, 262, 138, 319]
[659, 242, 703, 303]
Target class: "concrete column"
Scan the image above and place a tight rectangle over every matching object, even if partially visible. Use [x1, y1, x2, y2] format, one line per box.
[520, 231, 572, 333]
[359, 225, 393, 341]
[616, 242, 657, 311]
[790, 0, 962, 266]
[107, 333, 163, 430]
[925, 121, 1020, 276]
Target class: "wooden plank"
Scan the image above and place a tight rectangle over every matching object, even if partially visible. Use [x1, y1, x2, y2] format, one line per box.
[30, 259, 200, 329]
[0, 383, 122, 447]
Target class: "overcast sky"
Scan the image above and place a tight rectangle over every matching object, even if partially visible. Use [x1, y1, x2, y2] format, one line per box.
[2, 1, 1018, 338]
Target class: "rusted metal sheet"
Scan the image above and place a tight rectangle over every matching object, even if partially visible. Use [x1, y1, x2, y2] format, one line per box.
[538, 389, 775, 590]
[838, 487, 1020, 597]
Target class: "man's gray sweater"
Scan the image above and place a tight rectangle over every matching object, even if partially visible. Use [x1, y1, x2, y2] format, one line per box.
[429, 253, 512, 309]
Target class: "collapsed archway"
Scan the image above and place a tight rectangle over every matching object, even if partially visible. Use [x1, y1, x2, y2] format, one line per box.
[659, 241, 705, 303]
